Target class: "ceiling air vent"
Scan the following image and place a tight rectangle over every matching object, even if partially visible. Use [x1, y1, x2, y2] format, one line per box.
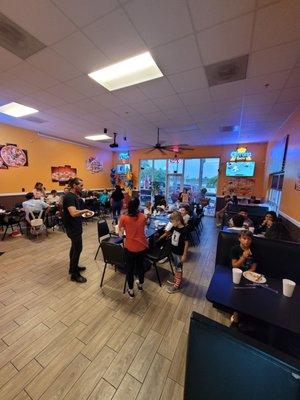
[0, 13, 45, 59]
[220, 125, 238, 133]
[204, 55, 249, 87]
[23, 116, 47, 124]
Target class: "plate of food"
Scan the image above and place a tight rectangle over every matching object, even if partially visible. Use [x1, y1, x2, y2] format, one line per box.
[243, 270, 266, 284]
[82, 211, 94, 218]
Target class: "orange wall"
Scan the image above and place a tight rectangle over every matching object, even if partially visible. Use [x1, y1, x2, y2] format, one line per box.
[265, 109, 300, 223]
[0, 123, 112, 193]
[113, 142, 267, 197]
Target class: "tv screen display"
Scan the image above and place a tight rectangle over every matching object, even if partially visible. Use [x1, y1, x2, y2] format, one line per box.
[226, 161, 255, 177]
[116, 163, 131, 174]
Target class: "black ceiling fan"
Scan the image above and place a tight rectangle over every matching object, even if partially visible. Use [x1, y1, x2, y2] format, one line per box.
[145, 128, 195, 154]
[109, 132, 119, 148]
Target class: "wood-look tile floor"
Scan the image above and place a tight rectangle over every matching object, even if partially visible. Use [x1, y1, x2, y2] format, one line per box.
[0, 217, 229, 400]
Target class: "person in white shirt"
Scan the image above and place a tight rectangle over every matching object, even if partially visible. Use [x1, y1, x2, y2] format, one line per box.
[46, 190, 60, 205]
[143, 201, 152, 217]
[22, 192, 50, 222]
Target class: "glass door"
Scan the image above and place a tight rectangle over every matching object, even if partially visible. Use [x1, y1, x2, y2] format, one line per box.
[167, 174, 183, 204]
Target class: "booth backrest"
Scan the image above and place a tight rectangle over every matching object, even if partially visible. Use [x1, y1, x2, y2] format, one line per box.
[229, 204, 269, 216]
[216, 231, 300, 283]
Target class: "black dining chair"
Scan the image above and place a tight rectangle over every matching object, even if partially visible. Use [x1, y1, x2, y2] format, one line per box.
[100, 241, 127, 293]
[94, 219, 123, 260]
[1, 210, 24, 241]
[145, 239, 174, 286]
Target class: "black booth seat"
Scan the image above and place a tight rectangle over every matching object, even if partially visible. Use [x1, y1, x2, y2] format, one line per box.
[216, 231, 300, 283]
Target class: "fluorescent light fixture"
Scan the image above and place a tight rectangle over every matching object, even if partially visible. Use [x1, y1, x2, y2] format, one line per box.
[88, 51, 163, 91]
[84, 134, 112, 141]
[0, 102, 38, 117]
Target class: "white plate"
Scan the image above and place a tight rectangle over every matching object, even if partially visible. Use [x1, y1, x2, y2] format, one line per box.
[243, 270, 266, 284]
[82, 211, 94, 218]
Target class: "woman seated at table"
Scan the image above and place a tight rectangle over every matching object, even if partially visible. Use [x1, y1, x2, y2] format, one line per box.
[265, 218, 291, 241]
[178, 188, 190, 203]
[119, 198, 148, 298]
[47, 190, 60, 205]
[33, 182, 46, 200]
[255, 211, 277, 235]
[230, 230, 257, 325]
[143, 201, 153, 217]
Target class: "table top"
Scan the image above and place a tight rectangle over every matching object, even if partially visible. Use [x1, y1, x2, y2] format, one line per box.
[206, 265, 300, 335]
[145, 216, 168, 238]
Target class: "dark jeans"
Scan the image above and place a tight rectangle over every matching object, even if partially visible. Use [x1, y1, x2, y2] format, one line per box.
[67, 233, 83, 275]
[112, 201, 122, 222]
[124, 248, 146, 289]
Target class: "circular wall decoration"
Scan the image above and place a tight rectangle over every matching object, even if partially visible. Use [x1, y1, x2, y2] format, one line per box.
[1, 145, 27, 167]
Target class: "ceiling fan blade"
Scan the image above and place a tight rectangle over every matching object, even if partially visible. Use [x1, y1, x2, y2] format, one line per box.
[145, 148, 155, 153]
[159, 148, 167, 155]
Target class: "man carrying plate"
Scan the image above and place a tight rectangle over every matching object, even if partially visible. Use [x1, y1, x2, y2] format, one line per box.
[63, 177, 92, 283]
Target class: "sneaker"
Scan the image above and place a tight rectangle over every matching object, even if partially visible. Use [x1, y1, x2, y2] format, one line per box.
[77, 266, 86, 272]
[70, 274, 87, 283]
[135, 280, 143, 291]
[166, 279, 174, 285]
[127, 289, 135, 298]
[167, 286, 181, 294]
[158, 257, 168, 264]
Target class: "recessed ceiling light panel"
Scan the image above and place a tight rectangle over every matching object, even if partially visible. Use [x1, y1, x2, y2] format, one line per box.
[0, 102, 39, 117]
[88, 51, 163, 91]
[84, 134, 112, 141]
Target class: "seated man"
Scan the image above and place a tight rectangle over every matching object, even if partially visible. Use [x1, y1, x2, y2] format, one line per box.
[229, 208, 254, 228]
[22, 192, 50, 222]
[47, 190, 60, 205]
[226, 214, 245, 232]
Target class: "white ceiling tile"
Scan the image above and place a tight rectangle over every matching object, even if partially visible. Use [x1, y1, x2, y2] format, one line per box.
[113, 105, 140, 118]
[213, 97, 242, 112]
[52, 31, 108, 74]
[244, 90, 280, 106]
[163, 107, 190, 119]
[92, 93, 125, 108]
[245, 70, 290, 94]
[0, 72, 39, 96]
[52, 0, 118, 27]
[73, 98, 106, 113]
[167, 67, 208, 93]
[0, 0, 77, 45]
[285, 68, 300, 88]
[27, 48, 81, 82]
[9, 62, 59, 89]
[125, 0, 192, 48]
[152, 94, 183, 110]
[277, 87, 300, 103]
[65, 75, 108, 97]
[210, 81, 245, 100]
[114, 87, 148, 104]
[152, 35, 202, 75]
[179, 88, 211, 106]
[143, 111, 169, 123]
[138, 77, 175, 99]
[269, 101, 300, 116]
[130, 100, 159, 114]
[188, 0, 255, 31]
[197, 13, 254, 64]
[83, 8, 146, 61]
[0, 47, 22, 72]
[253, 0, 300, 51]
[257, 0, 279, 7]
[186, 102, 216, 120]
[29, 90, 67, 107]
[247, 41, 300, 77]
[15, 95, 52, 112]
[46, 84, 85, 103]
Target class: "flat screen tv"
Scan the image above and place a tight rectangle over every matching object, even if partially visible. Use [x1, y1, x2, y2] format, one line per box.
[116, 163, 131, 174]
[226, 161, 255, 177]
[184, 312, 300, 400]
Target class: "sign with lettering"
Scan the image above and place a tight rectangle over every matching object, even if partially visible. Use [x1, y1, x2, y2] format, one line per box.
[230, 146, 252, 162]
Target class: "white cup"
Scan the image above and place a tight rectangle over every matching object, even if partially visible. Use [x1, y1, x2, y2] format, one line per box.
[249, 227, 254, 233]
[282, 279, 296, 297]
[232, 268, 243, 284]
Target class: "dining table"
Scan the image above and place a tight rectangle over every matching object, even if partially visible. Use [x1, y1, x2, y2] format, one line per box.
[206, 265, 300, 335]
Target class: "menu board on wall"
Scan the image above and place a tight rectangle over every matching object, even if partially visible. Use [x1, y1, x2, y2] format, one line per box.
[222, 177, 255, 197]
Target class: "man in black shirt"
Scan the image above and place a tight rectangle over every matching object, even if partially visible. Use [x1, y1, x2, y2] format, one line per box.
[63, 178, 91, 283]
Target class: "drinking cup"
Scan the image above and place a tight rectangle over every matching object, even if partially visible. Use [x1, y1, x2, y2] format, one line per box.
[232, 268, 243, 284]
[282, 279, 296, 297]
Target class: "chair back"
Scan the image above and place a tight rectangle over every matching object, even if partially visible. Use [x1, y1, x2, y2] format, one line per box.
[158, 239, 172, 260]
[100, 241, 125, 266]
[97, 220, 109, 239]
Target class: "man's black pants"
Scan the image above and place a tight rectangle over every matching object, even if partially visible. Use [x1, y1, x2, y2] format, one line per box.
[67, 233, 83, 275]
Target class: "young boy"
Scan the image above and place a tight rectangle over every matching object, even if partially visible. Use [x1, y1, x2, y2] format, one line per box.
[230, 230, 257, 272]
[166, 211, 189, 294]
[230, 230, 257, 325]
